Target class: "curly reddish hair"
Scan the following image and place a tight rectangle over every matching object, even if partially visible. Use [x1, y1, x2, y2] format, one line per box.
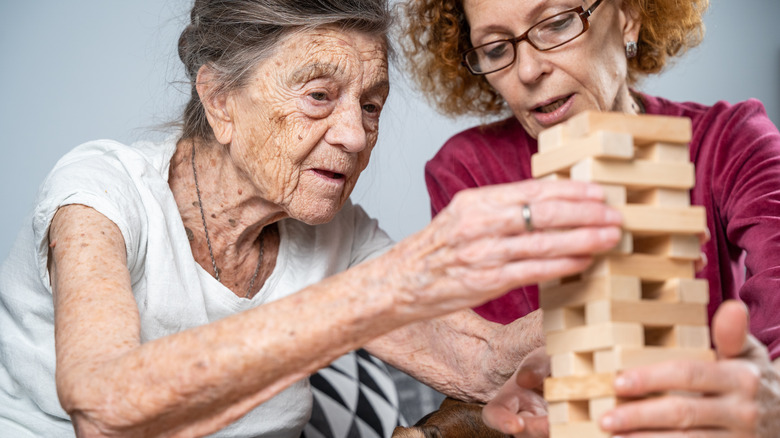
[399, 0, 709, 117]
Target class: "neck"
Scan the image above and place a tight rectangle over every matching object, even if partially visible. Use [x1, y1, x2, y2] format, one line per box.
[168, 138, 283, 293]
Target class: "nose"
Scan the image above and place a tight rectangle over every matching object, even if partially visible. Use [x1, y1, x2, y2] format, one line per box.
[324, 101, 367, 153]
[514, 42, 549, 85]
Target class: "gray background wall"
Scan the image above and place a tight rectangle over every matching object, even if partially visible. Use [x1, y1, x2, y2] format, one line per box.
[1, 2, 778, 259]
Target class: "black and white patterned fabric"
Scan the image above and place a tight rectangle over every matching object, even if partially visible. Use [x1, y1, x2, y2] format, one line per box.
[303, 349, 406, 438]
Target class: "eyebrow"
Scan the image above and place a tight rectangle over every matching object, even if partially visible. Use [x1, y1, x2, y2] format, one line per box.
[290, 62, 339, 85]
[471, 0, 559, 39]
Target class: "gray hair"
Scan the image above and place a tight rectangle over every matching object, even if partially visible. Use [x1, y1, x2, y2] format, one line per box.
[177, 0, 393, 141]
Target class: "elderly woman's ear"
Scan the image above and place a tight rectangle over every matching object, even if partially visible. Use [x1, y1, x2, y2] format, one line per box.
[196, 64, 234, 144]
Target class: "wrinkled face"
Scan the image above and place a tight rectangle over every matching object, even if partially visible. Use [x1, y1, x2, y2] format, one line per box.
[464, 0, 640, 138]
[223, 27, 389, 224]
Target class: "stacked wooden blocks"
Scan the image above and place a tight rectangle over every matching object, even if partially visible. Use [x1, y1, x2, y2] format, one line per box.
[532, 112, 714, 437]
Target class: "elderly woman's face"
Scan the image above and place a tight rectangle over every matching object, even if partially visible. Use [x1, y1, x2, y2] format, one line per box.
[222, 28, 389, 224]
[464, 0, 640, 138]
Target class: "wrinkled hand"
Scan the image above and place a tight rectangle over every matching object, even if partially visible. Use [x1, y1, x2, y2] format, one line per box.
[394, 179, 622, 318]
[482, 347, 550, 437]
[601, 300, 780, 436]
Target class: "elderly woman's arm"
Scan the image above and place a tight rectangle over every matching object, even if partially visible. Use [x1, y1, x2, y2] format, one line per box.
[52, 205, 393, 437]
[365, 309, 543, 403]
[52, 180, 620, 437]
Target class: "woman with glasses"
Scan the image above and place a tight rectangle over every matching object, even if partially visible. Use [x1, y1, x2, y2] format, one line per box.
[400, 0, 780, 436]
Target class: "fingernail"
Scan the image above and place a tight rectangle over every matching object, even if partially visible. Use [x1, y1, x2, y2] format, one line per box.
[600, 413, 616, 430]
[614, 374, 632, 390]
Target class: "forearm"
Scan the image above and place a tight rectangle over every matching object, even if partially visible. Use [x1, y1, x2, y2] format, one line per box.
[56, 251, 402, 437]
[366, 309, 544, 403]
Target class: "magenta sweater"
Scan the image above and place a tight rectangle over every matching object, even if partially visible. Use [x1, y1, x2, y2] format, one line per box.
[425, 94, 780, 359]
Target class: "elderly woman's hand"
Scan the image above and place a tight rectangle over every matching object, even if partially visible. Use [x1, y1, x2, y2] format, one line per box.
[600, 300, 780, 436]
[388, 179, 622, 319]
[481, 347, 551, 437]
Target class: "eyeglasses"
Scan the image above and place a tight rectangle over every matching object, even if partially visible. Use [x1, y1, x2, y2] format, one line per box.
[461, 0, 604, 75]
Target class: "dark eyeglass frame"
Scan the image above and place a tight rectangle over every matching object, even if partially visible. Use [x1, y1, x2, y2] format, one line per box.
[461, 0, 604, 75]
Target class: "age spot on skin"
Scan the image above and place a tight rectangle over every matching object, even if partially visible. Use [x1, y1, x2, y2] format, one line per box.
[228, 219, 237, 227]
[185, 227, 195, 241]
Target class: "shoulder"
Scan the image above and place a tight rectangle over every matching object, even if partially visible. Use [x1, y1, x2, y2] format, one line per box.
[640, 93, 777, 140]
[428, 116, 529, 170]
[32, 137, 178, 279]
[437, 117, 527, 155]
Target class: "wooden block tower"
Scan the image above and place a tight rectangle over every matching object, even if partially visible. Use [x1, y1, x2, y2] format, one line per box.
[531, 112, 714, 437]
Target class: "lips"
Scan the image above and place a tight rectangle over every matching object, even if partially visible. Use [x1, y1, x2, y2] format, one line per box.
[534, 94, 573, 113]
[312, 169, 345, 180]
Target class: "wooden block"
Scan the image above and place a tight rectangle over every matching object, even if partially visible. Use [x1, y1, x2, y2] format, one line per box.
[585, 299, 708, 327]
[588, 397, 622, 423]
[538, 124, 566, 153]
[539, 172, 570, 181]
[605, 230, 633, 255]
[551, 351, 595, 377]
[627, 187, 691, 207]
[645, 325, 711, 349]
[549, 400, 589, 424]
[540, 276, 641, 310]
[601, 184, 628, 206]
[545, 372, 616, 402]
[634, 141, 690, 162]
[546, 322, 644, 355]
[633, 235, 702, 260]
[594, 346, 716, 373]
[615, 205, 707, 235]
[544, 306, 586, 333]
[571, 157, 694, 190]
[584, 254, 695, 282]
[565, 111, 692, 145]
[642, 278, 709, 304]
[532, 131, 634, 177]
[550, 421, 610, 438]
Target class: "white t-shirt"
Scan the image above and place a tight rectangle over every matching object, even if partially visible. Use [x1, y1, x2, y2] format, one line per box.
[0, 137, 394, 437]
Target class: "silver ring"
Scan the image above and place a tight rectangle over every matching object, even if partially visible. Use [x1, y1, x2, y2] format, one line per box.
[522, 203, 534, 232]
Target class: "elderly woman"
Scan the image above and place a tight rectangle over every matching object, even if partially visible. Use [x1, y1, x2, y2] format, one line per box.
[401, 0, 780, 435]
[0, 0, 625, 437]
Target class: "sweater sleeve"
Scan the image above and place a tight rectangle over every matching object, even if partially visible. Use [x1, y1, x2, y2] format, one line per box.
[710, 100, 780, 359]
[424, 137, 480, 218]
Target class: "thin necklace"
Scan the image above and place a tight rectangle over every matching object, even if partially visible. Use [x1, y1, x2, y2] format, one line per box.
[191, 143, 264, 298]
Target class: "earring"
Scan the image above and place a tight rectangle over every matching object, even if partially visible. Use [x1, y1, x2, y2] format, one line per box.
[625, 41, 638, 59]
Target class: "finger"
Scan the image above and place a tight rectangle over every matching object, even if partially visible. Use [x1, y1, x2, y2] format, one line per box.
[515, 347, 551, 390]
[614, 359, 754, 397]
[482, 391, 548, 436]
[694, 250, 707, 273]
[445, 199, 622, 241]
[712, 300, 750, 359]
[472, 179, 610, 205]
[514, 415, 549, 438]
[453, 256, 596, 293]
[525, 199, 622, 231]
[455, 226, 622, 267]
[600, 394, 756, 433]
[481, 397, 527, 435]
